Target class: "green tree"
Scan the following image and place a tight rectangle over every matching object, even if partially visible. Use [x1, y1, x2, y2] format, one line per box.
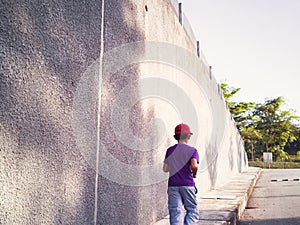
[240, 126, 262, 161]
[220, 82, 300, 161]
[220, 83, 255, 130]
[297, 151, 300, 160]
[252, 97, 298, 160]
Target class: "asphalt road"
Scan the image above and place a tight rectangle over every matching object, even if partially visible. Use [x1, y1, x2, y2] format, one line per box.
[239, 169, 300, 225]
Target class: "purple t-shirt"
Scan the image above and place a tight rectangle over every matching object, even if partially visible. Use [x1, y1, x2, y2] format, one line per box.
[164, 144, 199, 186]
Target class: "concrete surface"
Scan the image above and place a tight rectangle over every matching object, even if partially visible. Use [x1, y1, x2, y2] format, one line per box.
[0, 0, 249, 224]
[0, 0, 102, 224]
[240, 169, 300, 225]
[153, 167, 261, 225]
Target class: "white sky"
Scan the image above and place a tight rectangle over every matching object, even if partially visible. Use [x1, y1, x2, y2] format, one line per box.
[181, 0, 300, 115]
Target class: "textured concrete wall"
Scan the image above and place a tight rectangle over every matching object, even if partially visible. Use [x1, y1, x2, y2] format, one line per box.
[0, 0, 248, 225]
[0, 0, 103, 224]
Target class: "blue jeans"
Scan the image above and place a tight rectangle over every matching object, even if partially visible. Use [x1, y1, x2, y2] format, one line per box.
[167, 186, 199, 225]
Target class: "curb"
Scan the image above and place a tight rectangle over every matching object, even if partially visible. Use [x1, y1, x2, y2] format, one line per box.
[197, 167, 262, 225]
[238, 167, 262, 219]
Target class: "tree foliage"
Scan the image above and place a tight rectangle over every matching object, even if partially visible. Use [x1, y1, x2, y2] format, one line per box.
[251, 97, 298, 160]
[220, 83, 255, 130]
[221, 82, 300, 161]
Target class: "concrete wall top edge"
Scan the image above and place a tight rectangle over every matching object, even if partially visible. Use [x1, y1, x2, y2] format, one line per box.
[182, 12, 197, 49]
[169, 0, 179, 16]
[168, 0, 197, 51]
[167, 0, 218, 92]
[169, 1, 221, 95]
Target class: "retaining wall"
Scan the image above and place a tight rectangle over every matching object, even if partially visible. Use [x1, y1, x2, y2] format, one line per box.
[0, 0, 248, 224]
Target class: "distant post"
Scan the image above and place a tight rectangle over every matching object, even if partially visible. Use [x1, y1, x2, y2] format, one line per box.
[263, 152, 273, 169]
[178, 3, 182, 25]
[197, 41, 200, 58]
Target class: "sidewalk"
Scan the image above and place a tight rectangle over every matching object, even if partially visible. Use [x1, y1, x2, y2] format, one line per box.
[153, 167, 261, 225]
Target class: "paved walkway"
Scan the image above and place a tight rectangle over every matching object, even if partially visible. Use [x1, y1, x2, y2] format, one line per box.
[153, 167, 261, 225]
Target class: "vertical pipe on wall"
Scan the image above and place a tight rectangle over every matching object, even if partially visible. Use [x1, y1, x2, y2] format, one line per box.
[94, 0, 105, 224]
